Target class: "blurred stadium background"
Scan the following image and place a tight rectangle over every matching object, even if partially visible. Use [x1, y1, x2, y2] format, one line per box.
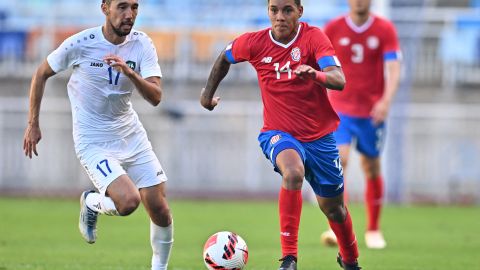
[0, 0, 480, 205]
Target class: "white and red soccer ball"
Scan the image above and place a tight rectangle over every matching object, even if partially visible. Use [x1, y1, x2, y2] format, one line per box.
[203, 231, 249, 270]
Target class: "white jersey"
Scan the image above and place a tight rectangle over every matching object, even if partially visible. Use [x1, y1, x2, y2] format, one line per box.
[47, 26, 162, 146]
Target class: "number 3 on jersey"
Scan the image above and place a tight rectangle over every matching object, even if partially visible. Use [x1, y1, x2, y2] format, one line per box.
[351, 44, 364, 63]
[273, 61, 292, 80]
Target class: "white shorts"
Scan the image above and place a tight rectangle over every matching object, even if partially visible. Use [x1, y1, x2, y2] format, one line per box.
[75, 131, 168, 195]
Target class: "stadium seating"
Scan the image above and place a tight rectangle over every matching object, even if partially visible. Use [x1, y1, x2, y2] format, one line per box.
[144, 30, 180, 63]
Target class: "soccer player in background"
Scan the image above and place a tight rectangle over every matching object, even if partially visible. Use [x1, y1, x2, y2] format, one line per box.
[321, 0, 402, 249]
[200, 0, 361, 269]
[22, 1, 174, 269]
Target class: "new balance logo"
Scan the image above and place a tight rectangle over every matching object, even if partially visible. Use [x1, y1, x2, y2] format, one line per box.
[261, 57, 273, 63]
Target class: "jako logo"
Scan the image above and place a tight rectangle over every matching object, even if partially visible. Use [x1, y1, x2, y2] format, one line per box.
[90, 62, 104, 67]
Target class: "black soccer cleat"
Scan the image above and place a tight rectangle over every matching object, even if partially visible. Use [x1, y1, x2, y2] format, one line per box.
[279, 255, 297, 270]
[337, 253, 362, 270]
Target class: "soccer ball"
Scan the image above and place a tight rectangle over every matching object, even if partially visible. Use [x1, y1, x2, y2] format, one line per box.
[320, 229, 338, 247]
[203, 231, 249, 270]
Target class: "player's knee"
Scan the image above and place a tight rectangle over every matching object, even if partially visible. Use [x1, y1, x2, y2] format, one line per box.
[150, 203, 172, 226]
[117, 194, 141, 216]
[321, 204, 346, 223]
[361, 158, 381, 178]
[365, 170, 381, 180]
[364, 169, 380, 180]
[282, 166, 304, 189]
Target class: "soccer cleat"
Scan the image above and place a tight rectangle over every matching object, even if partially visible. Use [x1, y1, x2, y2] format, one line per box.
[337, 253, 361, 270]
[320, 228, 338, 247]
[79, 190, 99, 244]
[278, 255, 297, 270]
[365, 230, 387, 249]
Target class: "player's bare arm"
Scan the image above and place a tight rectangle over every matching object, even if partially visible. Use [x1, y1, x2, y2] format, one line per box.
[294, 64, 345, 90]
[200, 50, 231, 111]
[371, 60, 401, 125]
[104, 54, 162, 106]
[23, 60, 56, 159]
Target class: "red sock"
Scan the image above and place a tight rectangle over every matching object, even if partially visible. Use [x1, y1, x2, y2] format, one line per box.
[365, 176, 384, 231]
[279, 187, 302, 258]
[328, 209, 359, 264]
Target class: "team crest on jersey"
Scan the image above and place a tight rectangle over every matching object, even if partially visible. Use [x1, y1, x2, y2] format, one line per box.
[270, 134, 281, 145]
[126, 61, 136, 70]
[367, 36, 379, 49]
[339, 37, 350, 46]
[291, 47, 301, 62]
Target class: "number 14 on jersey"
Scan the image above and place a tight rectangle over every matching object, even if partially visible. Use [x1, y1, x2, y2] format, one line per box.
[273, 61, 292, 80]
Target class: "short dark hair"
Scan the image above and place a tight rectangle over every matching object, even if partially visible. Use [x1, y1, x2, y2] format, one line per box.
[267, 0, 301, 6]
[102, 0, 112, 5]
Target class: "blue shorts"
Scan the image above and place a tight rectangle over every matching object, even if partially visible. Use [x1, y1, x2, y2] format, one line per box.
[258, 130, 344, 198]
[334, 113, 386, 158]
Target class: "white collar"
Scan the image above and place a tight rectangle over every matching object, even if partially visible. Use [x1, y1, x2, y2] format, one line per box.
[345, 15, 374, 33]
[269, 23, 302, 48]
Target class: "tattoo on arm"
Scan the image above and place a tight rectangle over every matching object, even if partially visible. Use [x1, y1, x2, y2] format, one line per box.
[204, 52, 231, 99]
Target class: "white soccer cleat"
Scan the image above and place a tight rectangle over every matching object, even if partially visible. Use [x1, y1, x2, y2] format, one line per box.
[79, 190, 99, 244]
[365, 230, 387, 249]
[320, 229, 338, 247]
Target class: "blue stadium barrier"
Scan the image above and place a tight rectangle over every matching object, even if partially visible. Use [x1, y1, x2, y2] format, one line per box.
[457, 14, 480, 63]
[456, 14, 480, 29]
[0, 31, 27, 61]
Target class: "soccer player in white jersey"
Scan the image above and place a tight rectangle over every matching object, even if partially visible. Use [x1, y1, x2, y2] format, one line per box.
[22, 1, 173, 269]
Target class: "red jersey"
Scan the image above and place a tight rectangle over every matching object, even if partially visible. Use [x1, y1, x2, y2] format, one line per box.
[325, 15, 401, 117]
[225, 22, 341, 142]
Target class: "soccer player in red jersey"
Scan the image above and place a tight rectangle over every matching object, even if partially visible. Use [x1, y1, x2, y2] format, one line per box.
[322, 0, 402, 249]
[200, 0, 361, 269]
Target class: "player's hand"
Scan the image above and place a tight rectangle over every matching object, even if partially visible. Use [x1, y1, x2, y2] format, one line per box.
[200, 88, 220, 111]
[103, 55, 135, 77]
[371, 99, 390, 125]
[294, 64, 316, 80]
[23, 124, 42, 159]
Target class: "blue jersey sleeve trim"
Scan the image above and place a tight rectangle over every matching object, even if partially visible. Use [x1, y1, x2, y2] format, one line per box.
[384, 51, 401, 61]
[225, 46, 237, 64]
[318, 56, 341, 70]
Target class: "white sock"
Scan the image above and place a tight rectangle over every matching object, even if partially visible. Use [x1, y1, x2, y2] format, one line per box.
[151, 220, 174, 270]
[85, 192, 119, 216]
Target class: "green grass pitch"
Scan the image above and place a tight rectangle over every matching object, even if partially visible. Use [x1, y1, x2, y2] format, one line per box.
[0, 198, 478, 269]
